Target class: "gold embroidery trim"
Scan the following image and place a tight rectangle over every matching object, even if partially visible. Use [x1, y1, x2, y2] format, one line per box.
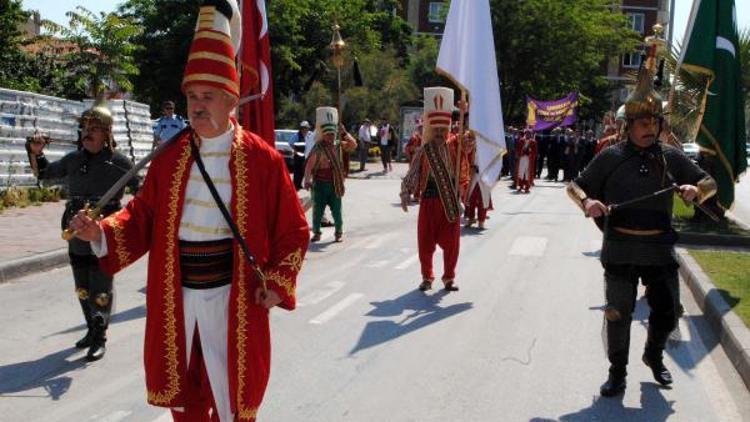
[238, 407, 258, 420]
[279, 248, 303, 273]
[147, 139, 191, 405]
[190, 175, 231, 184]
[266, 270, 295, 298]
[108, 217, 132, 268]
[200, 151, 231, 158]
[232, 127, 255, 418]
[184, 198, 219, 208]
[179, 222, 231, 235]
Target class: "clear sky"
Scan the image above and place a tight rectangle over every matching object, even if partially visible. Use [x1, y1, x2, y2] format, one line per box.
[22, 0, 123, 26]
[22, 0, 750, 47]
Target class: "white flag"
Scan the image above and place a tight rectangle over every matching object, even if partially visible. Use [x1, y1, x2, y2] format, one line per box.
[437, 0, 506, 207]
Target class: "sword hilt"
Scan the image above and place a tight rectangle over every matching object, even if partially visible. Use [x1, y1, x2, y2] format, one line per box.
[61, 202, 101, 241]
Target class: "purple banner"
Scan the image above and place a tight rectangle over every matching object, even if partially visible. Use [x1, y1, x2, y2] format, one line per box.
[526, 92, 578, 131]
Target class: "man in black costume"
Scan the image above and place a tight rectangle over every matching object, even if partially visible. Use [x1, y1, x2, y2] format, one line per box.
[26, 98, 138, 361]
[566, 45, 717, 397]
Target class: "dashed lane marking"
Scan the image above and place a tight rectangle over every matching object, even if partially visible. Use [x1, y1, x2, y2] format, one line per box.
[395, 255, 419, 270]
[366, 260, 390, 268]
[297, 281, 345, 307]
[309, 293, 364, 325]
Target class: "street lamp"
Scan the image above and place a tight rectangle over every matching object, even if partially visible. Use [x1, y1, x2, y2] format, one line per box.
[329, 23, 346, 113]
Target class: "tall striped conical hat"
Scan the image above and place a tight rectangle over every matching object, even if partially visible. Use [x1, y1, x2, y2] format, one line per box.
[182, 0, 242, 98]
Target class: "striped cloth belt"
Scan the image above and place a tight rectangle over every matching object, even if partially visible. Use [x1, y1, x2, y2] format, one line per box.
[179, 238, 233, 289]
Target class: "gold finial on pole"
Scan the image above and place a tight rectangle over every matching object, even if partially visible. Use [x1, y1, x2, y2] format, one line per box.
[329, 22, 346, 115]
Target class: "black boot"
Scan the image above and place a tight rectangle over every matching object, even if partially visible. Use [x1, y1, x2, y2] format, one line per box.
[75, 330, 95, 349]
[86, 315, 107, 362]
[643, 351, 672, 386]
[600, 367, 626, 397]
[76, 298, 94, 349]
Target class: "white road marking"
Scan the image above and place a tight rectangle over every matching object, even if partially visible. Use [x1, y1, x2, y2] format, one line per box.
[508, 236, 548, 257]
[90, 411, 132, 422]
[363, 232, 399, 249]
[395, 255, 419, 270]
[297, 281, 345, 307]
[366, 260, 390, 268]
[309, 293, 364, 325]
[151, 411, 173, 422]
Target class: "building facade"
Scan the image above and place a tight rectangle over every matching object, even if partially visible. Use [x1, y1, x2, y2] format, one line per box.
[399, 0, 447, 35]
[606, 0, 672, 103]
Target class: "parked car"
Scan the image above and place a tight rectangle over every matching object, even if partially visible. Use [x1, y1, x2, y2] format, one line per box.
[682, 142, 699, 162]
[274, 129, 305, 170]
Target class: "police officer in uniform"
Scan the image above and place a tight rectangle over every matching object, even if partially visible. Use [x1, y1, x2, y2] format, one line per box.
[153, 100, 187, 147]
[566, 45, 717, 396]
[26, 98, 138, 361]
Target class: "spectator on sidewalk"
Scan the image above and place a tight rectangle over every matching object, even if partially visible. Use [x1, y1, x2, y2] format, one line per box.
[379, 117, 392, 173]
[357, 118, 372, 172]
[291, 121, 313, 190]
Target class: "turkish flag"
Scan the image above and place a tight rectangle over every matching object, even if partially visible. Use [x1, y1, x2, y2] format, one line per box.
[239, 0, 275, 146]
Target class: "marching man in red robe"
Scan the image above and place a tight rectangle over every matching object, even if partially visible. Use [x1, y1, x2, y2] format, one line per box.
[69, 1, 309, 420]
[514, 127, 537, 193]
[463, 130, 493, 229]
[400, 87, 469, 292]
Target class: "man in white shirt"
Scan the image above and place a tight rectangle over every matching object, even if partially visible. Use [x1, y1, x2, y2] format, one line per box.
[357, 118, 372, 171]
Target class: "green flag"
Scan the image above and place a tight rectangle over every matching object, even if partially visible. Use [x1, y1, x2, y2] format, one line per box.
[678, 0, 747, 210]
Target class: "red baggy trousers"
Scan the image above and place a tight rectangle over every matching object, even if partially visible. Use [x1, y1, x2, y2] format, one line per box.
[417, 197, 460, 281]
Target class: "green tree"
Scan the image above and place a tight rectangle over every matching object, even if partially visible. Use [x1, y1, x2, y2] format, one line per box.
[44, 6, 142, 99]
[490, 0, 639, 125]
[739, 27, 750, 134]
[0, 0, 37, 91]
[268, 0, 413, 100]
[118, 0, 198, 115]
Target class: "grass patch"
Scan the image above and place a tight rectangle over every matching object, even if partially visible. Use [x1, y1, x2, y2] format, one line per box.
[673, 194, 750, 236]
[0, 186, 63, 213]
[689, 249, 750, 327]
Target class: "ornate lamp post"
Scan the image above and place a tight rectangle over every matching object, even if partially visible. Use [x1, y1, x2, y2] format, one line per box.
[329, 23, 346, 113]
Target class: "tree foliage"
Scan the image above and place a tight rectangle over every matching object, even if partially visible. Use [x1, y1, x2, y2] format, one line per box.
[0, 0, 37, 91]
[118, 0, 198, 114]
[491, 0, 639, 125]
[42, 7, 142, 99]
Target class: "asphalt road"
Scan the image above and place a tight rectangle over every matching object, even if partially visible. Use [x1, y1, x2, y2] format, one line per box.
[1, 163, 748, 422]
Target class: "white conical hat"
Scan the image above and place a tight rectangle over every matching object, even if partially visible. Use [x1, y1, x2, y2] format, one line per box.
[315, 107, 338, 137]
[424, 87, 454, 129]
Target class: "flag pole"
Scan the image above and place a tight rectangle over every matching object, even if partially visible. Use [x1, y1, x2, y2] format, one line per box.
[455, 89, 467, 203]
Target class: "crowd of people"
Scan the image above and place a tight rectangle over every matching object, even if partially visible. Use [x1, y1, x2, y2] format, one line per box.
[502, 125, 600, 186]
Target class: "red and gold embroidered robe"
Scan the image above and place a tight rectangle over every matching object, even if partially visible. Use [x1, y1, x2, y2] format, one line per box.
[97, 123, 309, 421]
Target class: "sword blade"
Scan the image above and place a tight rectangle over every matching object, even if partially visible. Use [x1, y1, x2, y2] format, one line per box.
[91, 128, 188, 212]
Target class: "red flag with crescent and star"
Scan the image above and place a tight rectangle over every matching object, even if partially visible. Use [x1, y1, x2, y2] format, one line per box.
[239, 0, 275, 146]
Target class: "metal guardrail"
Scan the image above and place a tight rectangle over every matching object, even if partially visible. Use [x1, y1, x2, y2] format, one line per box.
[0, 88, 154, 187]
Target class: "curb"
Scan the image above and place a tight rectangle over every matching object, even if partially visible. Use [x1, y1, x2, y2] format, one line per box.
[0, 248, 69, 284]
[676, 247, 750, 391]
[0, 194, 314, 284]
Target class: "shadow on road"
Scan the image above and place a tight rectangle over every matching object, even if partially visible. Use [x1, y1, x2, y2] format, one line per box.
[0, 347, 86, 400]
[349, 289, 472, 355]
[529, 382, 675, 421]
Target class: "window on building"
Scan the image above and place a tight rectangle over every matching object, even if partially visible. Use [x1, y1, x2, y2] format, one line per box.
[622, 51, 642, 69]
[428, 2, 446, 23]
[626, 13, 645, 34]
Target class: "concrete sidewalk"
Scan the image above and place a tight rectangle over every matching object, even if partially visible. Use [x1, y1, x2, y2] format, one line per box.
[0, 191, 312, 283]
